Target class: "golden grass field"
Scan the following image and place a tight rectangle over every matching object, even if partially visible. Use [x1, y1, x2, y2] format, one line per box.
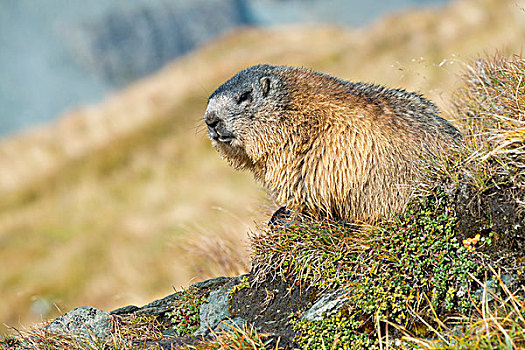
[0, 0, 524, 335]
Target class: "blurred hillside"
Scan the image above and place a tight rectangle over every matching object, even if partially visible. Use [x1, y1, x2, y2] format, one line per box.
[0, 0, 447, 137]
[63, 0, 449, 86]
[1, 0, 524, 336]
[64, 0, 250, 86]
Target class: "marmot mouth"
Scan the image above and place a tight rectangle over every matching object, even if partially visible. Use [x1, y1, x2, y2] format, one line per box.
[207, 127, 234, 144]
[209, 132, 234, 145]
[218, 136, 234, 144]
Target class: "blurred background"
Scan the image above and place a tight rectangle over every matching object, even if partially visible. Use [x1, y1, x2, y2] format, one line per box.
[0, 0, 523, 335]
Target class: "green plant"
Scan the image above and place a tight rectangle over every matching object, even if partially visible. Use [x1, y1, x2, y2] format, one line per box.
[168, 289, 208, 336]
[230, 276, 250, 295]
[274, 188, 495, 349]
[290, 309, 378, 350]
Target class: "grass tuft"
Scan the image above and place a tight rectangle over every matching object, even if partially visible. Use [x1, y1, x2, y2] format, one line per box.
[439, 54, 525, 193]
[402, 267, 525, 349]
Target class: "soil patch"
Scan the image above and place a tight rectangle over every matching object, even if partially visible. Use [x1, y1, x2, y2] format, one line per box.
[230, 272, 318, 349]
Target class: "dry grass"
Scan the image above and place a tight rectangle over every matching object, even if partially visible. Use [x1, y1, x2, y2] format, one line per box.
[1, 0, 525, 337]
[0, 314, 166, 349]
[0, 317, 273, 350]
[401, 267, 525, 349]
[180, 325, 273, 350]
[408, 53, 525, 350]
[453, 54, 525, 187]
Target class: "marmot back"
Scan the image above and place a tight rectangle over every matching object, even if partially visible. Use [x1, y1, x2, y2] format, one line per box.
[204, 64, 460, 222]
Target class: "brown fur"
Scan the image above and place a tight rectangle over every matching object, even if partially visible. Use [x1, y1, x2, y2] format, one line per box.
[205, 65, 460, 222]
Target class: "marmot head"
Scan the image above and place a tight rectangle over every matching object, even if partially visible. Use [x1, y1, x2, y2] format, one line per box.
[204, 65, 292, 171]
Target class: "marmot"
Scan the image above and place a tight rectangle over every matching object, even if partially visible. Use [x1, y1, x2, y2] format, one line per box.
[204, 64, 460, 222]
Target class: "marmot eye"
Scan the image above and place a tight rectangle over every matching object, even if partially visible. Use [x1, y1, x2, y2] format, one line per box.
[237, 90, 252, 104]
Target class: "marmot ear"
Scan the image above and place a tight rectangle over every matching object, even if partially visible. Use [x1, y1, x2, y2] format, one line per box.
[260, 77, 272, 97]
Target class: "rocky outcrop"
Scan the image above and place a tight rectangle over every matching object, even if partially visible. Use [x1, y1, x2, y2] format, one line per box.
[41, 274, 326, 349]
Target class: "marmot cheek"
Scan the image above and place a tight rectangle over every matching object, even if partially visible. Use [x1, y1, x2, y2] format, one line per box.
[239, 137, 263, 163]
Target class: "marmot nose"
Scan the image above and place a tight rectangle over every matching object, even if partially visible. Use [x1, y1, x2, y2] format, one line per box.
[205, 110, 221, 140]
[205, 110, 219, 127]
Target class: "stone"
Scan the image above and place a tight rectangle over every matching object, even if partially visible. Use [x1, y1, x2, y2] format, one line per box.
[473, 274, 517, 303]
[194, 287, 231, 336]
[110, 304, 139, 316]
[193, 277, 246, 336]
[302, 289, 350, 322]
[190, 276, 242, 290]
[46, 306, 111, 340]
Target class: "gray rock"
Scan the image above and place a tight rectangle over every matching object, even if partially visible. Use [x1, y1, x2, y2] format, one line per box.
[46, 306, 112, 340]
[190, 276, 243, 290]
[133, 292, 181, 316]
[110, 304, 140, 315]
[193, 277, 246, 336]
[111, 291, 182, 317]
[194, 287, 231, 336]
[302, 289, 350, 322]
[161, 327, 178, 337]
